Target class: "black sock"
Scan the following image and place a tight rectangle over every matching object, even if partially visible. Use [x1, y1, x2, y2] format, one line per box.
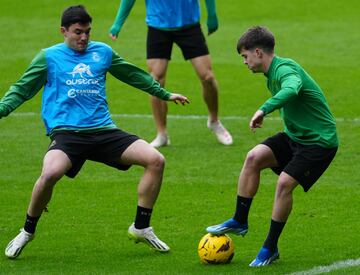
[263, 219, 286, 251]
[233, 196, 253, 224]
[23, 213, 41, 234]
[134, 206, 153, 229]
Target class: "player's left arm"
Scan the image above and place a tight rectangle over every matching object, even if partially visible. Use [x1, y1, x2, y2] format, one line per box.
[108, 51, 189, 104]
[205, 0, 218, 35]
[259, 70, 302, 115]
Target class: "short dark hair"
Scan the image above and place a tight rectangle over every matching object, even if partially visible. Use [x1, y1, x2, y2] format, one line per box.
[237, 26, 275, 54]
[61, 5, 92, 28]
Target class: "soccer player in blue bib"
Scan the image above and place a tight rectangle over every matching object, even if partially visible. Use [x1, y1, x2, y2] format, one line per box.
[3, 5, 188, 259]
[109, 0, 233, 147]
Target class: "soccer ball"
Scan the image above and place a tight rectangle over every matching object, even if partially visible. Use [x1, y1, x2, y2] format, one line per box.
[198, 233, 234, 264]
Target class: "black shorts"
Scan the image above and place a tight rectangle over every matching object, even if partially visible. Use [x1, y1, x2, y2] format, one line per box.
[48, 129, 139, 178]
[146, 23, 209, 60]
[262, 132, 337, 192]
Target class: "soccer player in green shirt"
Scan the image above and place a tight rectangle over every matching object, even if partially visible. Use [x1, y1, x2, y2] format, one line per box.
[206, 26, 338, 266]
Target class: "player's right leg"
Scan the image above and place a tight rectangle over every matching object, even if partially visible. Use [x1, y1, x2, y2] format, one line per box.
[206, 144, 278, 236]
[190, 55, 233, 146]
[5, 150, 71, 259]
[146, 26, 172, 148]
[147, 58, 171, 148]
[149, 97, 170, 148]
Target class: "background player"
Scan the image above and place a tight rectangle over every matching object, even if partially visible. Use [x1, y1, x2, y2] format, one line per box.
[109, 0, 233, 147]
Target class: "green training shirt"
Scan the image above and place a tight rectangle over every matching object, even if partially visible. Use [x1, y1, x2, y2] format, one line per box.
[260, 56, 338, 148]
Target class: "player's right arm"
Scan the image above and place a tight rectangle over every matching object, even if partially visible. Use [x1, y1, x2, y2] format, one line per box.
[108, 50, 189, 104]
[249, 110, 265, 132]
[109, 0, 136, 41]
[0, 51, 47, 119]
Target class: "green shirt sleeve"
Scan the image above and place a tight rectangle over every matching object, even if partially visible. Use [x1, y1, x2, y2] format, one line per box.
[260, 66, 302, 115]
[0, 50, 47, 118]
[109, 0, 136, 37]
[205, 0, 218, 34]
[108, 51, 171, 100]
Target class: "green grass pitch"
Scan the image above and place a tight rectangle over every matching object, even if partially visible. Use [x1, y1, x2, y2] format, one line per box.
[0, 0, 359, 274]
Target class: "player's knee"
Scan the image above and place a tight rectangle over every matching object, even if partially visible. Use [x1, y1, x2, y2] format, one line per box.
[149, 69, 166, 85]
[39, 170, 62, 186]
[244, 149, 262, 169]
[148, 151, 165, 172]
[276, 178, 294, 197]
[155, 75, 166, 86]
[201, 70, 215, 84]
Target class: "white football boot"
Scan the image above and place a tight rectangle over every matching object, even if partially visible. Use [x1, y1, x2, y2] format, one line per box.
[128, 223, 170, 252]
[207, 119, 233, 145]
[5, 228, 34, 259]
[149, 133, 170, 148]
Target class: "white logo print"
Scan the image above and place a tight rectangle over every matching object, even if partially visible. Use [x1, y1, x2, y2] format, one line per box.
[66, 63, 99, 85]
[66, 63, 100, 98]
[68, 63, 94, 78]
[92, 52, 100, 62]
[67, 88, 99, 98]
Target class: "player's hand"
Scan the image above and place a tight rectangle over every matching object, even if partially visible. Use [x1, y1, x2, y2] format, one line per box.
[249, 110, 265, 132]
[169, 94, 190, 105]
[109, 25, 120, 41]
[109, 34, 118, 41]
[207, 14, 218, 35]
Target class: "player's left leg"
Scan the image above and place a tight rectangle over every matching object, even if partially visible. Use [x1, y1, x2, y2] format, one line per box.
[121, 139, 165, 208]
[120, 139, 169, 252]
[250, 172, 298, 267]
[190, 55, 233, 145]
[250, 135, 338, 266]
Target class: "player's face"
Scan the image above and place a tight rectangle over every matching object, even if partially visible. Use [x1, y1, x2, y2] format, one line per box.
[61, 23, 91, 52]
[240, 48, 264, 73]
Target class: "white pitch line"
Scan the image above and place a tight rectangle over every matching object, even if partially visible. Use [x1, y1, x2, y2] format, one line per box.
[288, 258, 360, 275]
[9, 112, 360, 123]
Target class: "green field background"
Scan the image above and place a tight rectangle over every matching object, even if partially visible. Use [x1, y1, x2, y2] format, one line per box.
[0, 0, 359, 274]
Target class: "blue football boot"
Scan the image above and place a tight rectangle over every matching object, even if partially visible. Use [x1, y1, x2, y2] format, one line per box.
[249, 246, 280, 267]
[206, 218, 248, 236]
